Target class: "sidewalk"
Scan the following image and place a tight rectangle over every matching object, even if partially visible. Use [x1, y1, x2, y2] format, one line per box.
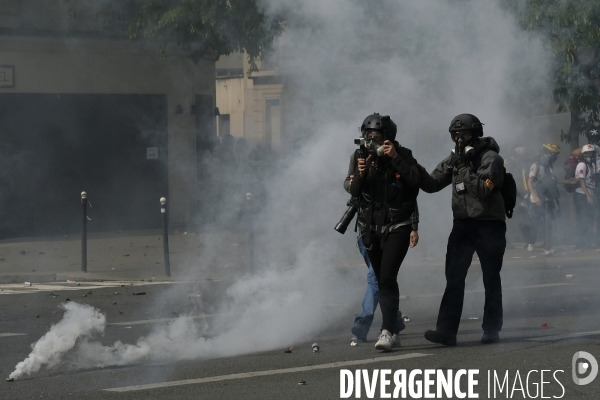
[0, 231, 597, 284]
[0, 229, 251, 284]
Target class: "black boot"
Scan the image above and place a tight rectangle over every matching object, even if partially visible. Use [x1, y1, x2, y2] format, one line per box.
[481, 331, 500, 344]
[424, 330, 457, 346]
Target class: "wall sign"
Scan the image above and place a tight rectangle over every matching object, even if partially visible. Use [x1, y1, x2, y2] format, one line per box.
[146, 147, 159, 160]
[0, 66, 14, 88]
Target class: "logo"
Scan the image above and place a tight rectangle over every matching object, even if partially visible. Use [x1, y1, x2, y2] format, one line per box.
[572, 351, 598, 386]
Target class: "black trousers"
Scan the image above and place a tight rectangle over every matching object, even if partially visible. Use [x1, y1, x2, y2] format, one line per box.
[436, 219, 506, 335]
[367, 225, 411, 334]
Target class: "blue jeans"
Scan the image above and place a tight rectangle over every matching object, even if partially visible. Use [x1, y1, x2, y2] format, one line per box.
[354, 233, 379, 326]
[354, 232, 404, 330]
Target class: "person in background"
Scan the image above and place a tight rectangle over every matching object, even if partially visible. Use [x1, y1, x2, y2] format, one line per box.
[526, 144, 561, 255]
[508, 146, 531, 247]
[586, 129, 600, 245]
[573, 144, 596, 250]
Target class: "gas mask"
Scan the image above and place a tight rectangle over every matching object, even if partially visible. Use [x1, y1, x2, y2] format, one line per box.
[362, 131, 386, 157]
[583, 152, 596, 166]
[454, 137, 475, 158]
[540, 152, 559, 167]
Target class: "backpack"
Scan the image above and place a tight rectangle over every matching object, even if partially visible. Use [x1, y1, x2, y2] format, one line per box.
[563, 156, 579, 193]
[500, 168, 517, 218]
[475, 150, 517, 219]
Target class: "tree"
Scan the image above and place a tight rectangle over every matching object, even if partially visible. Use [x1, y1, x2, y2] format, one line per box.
[511, 0, 600, 149]
[75, 0, 284, 72]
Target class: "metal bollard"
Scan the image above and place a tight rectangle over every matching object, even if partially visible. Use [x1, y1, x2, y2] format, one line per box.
[160, 197, 171, 277]
[246, 192, 255, 274]
[81, 191, 87, 273]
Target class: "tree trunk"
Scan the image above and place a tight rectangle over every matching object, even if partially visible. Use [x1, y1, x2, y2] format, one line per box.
[570, 112, 579, 150]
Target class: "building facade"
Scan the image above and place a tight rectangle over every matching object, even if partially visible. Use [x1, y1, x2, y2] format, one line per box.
[0, 0, 216, 238]
[215, 52, 285, 149]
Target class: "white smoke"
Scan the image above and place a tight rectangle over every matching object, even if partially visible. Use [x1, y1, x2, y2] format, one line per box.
[11, 242, 360, 378]
[9, 302, 106, 379]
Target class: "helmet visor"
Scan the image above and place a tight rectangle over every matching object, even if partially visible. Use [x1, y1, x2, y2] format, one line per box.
[451, 130, 473, 142]
[364, 130, 384, 143]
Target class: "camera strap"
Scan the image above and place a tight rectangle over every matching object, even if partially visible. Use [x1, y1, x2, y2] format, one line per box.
[362, 203, 374, 248]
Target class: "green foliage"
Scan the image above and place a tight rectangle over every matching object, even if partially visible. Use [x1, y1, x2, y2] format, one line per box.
[95, 0, 284, 71]
[509, 0, 600, 144]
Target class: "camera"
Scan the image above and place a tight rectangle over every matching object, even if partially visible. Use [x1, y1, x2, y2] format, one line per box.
[334, 197, 359, 234]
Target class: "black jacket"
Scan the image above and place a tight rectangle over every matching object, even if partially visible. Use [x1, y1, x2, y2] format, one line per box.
[344, 142, 420, 230]
[418, 137, 505, 221]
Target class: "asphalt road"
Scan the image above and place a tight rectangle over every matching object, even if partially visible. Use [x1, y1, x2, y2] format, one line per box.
[1, 257, 599, 400]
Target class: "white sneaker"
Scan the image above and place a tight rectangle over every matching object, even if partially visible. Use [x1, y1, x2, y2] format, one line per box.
[375, 329, 394, 351]
[527, 244, 534, 252]
[392, 333, 401, 348]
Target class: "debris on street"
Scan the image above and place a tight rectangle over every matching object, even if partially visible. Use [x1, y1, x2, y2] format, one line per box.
[284, 347, 292, 353]
[311, 343, 319, 352]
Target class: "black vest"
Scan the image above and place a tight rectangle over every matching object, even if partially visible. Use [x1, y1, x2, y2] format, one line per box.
[354, 148, 419, 230]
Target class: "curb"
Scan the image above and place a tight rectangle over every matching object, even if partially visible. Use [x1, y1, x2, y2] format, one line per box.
[0, 273, 56, 284]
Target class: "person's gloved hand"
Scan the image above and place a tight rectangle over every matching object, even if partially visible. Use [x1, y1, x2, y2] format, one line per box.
[449, 151, 467, 171]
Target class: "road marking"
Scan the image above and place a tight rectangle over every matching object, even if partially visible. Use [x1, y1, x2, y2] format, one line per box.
[103, 353, 432, 392]
[109, 314, 222, 326]
[0, 333, 26, 338]
[527, 330, 600, 342]
[410, 283, 573, 299]
[0, 279, 223, 295]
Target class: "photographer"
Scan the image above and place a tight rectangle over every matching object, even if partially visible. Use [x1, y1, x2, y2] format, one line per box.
[344, 113, 420, 351]
[417, 114, 506, 346]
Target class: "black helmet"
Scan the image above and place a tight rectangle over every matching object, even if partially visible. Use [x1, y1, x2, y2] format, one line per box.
[448, 114, 484, 137]
[360, 113, 398, 141]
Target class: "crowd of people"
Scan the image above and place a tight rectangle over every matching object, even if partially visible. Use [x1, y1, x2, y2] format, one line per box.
[508, 134, 599, 255]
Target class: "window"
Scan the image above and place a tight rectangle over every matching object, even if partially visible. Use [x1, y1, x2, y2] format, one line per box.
[265, 100, 281, 145]
[218, 114, 231, 136]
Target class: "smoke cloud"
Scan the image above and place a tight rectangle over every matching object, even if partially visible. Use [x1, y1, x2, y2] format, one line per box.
[11, 243, 361, 378]
[9, 302, 106, 379]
